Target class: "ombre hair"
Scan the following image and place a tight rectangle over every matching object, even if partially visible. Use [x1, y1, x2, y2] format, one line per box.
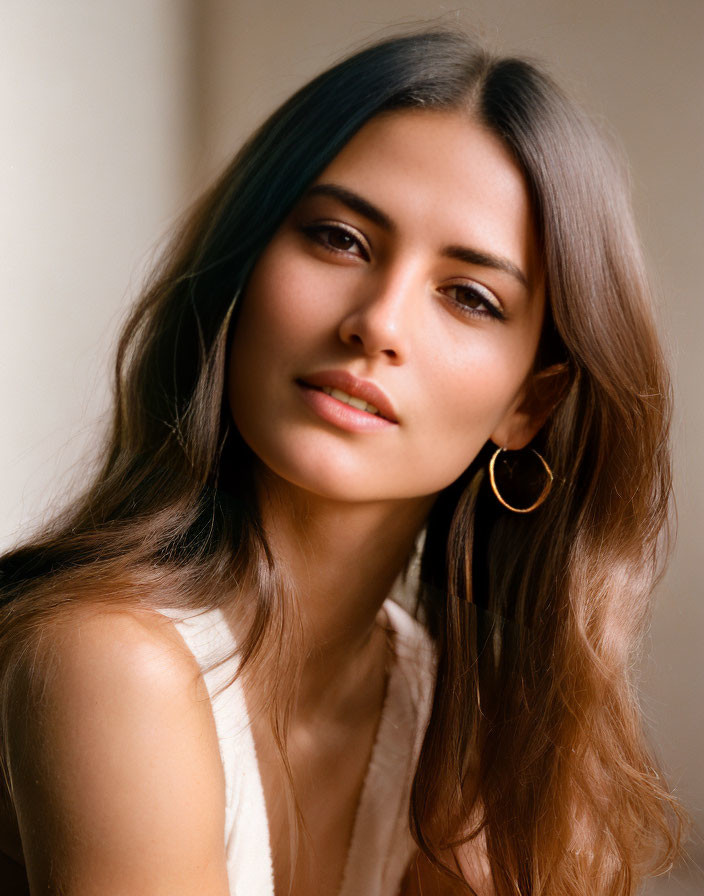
[0, 29, 686, 894]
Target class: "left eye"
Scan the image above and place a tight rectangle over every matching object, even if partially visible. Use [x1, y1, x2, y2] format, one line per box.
[443, 284, 504, 320]
[303, 224, 369, 260]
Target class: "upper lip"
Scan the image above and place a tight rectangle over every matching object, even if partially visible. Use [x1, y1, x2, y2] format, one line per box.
[298, 369, 399, 423]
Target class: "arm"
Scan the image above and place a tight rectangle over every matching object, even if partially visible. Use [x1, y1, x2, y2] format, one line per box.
[8, 606, 231, 896]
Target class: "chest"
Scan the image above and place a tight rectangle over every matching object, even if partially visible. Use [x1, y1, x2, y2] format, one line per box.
[250, 684, 386, 896]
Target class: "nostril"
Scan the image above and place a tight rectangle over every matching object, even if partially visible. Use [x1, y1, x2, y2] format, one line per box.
[338, 311, 407, 363]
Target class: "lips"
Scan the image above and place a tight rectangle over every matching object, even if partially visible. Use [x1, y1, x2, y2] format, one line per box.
[297, 369, 399, 423]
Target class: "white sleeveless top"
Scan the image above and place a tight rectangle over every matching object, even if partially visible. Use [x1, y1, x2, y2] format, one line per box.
[162, 599, 436, 896]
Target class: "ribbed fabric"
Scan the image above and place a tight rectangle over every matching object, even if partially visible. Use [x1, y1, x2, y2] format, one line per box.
[160, 599, 436, 896]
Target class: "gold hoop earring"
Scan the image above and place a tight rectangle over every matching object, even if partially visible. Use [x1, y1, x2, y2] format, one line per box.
[488, 447, 553, 513]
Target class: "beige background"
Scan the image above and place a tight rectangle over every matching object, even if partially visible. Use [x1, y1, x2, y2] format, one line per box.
[2, 1, 702, 890]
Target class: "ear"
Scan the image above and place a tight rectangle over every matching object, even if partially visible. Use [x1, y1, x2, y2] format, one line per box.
[490, 363, 571, 450]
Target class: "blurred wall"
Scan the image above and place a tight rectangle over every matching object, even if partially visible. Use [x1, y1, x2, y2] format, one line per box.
[1, 0, 195, 540]
[2, 1, 702, 891]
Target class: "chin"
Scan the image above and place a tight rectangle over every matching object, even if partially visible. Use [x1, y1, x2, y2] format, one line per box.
[255, 450, 389, 503]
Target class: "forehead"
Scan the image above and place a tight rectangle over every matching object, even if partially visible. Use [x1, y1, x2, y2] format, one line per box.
[310, 108, 540, 284]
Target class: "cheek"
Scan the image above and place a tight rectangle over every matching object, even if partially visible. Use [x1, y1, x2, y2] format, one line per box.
[227, 243, 334, 434]
[233, 252, 328, 360]
[423, 341, 527, 434]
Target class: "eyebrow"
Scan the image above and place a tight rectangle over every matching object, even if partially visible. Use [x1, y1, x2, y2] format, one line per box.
[304, 182, 530, 290]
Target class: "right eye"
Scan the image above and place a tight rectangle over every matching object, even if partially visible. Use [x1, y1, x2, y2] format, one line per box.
[302, 223, 370, 261]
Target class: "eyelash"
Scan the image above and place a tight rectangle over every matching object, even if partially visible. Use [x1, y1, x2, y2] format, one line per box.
[301, 222, 504, 321]
[441, 283, 505, 321]
[302, 222, 370, 260]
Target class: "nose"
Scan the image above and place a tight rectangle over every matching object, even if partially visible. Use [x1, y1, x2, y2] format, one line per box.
[337, 266, 418, 363]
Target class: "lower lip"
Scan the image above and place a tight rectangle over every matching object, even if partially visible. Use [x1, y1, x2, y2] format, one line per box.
[296, 382, 397, 433]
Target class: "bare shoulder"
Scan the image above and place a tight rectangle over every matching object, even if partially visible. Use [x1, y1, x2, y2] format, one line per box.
[9, 603, 210, 760]
[8, 602, 230, 895]
[38, 602, 203, 691]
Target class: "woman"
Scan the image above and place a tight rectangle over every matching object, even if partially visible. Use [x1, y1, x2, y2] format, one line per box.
[0, 29, 686, 895]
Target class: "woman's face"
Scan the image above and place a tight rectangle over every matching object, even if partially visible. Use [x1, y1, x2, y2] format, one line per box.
[228, 108, 546, 505]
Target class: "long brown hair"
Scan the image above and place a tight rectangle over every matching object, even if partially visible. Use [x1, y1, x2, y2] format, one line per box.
[0, 29, 686, 893]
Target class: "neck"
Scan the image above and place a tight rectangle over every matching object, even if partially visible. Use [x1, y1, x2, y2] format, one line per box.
[251, 464, 435, 714]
